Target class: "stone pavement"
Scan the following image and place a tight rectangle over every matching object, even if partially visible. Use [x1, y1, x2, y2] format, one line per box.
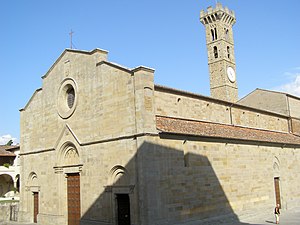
[0, 209, 299, 225]
[239, 208, 300, 225]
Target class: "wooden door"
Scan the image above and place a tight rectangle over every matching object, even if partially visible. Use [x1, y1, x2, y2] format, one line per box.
[274, 177, 281, 207]
[33, 192, 39, 223]
[117, 194, 131, 225]
[67, 173, 81, 225]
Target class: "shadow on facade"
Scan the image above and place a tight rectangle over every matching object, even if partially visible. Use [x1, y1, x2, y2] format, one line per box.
[80, 141, 262, 225]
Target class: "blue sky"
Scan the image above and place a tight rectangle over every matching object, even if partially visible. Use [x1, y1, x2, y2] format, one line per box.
[1, 0, 299, 144]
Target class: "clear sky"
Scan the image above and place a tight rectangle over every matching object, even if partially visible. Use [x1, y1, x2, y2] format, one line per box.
[1, 0, 299, 144]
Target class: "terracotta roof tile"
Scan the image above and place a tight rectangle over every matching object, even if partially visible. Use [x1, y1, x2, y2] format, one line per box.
[0, 145, 18, 156]
[156, 116, 300, 146]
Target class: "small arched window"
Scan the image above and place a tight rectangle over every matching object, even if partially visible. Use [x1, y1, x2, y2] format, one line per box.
[227, 46, 230, 59]
[214, 46, 218, 58]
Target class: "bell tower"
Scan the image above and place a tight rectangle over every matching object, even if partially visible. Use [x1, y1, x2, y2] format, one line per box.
[200, 3, 238, 102]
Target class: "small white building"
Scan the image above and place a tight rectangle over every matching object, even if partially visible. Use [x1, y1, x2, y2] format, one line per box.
[0, 145, 20, 200]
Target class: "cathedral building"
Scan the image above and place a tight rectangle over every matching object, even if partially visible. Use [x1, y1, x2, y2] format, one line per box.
[19, 3, 300, 225]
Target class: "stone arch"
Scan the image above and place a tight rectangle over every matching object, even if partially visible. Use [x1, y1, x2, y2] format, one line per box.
[58, 142, 80, 166]
[109, 165, 130, 186]
[0, 174, 14, 197]
[273, 156, 280, 178]
[28, 172, 39, 187]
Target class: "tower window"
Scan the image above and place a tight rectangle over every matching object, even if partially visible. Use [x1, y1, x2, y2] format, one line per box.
[225, 29, 229, 40]
[211, 28, 218, 41]
[214, 28, 218, 40]
[215, 13, 218, 20]
[227, 46, 230, 59]
[208, 16, 212, 23]
[211, 14, 216, 22]
[214, 46, 218, 58]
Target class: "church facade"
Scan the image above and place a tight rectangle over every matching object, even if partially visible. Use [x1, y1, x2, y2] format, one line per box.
[19, 3, 300, 225]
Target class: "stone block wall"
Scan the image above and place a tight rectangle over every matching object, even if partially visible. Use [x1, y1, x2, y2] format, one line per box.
[0, 202, 18, 222]
[138, 136, 300, 224]
[20, 50, 138, 154]
[288, 96, 300, 119]
[231, 107, 288, 132]
[155, 89, 231, 124]
[155, 87, 289, 133]
[19, 138, 139, 225]
[238, 89, 288, 116]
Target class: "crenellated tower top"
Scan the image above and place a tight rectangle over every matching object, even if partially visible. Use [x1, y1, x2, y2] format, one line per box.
[200, 3, 236, 27]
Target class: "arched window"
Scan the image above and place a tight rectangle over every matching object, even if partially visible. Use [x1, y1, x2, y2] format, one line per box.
[227, 46, 230, 59]
[214, 46, 218, 58]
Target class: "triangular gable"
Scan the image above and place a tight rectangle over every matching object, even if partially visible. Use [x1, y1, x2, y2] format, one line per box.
[42, 48, 108, 79]
[20, 88, 42, 112]
[54, 124, 81, 150]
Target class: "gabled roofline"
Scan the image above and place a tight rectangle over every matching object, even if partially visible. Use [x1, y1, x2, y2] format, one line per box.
[238, 88, 260, 103]
[97, 61, 133, 74]
[20, 88, 42, 112]
[41, 48, 108, 79]
[132, 66, 155, 73]
[239, 88, 300, 102]
[97, 61, 155, 74]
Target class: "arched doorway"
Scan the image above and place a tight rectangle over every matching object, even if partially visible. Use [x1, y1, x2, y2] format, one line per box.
[28, 172, 39, 223]
[108, 165, 133, 225]
[56, 142, 81, 225]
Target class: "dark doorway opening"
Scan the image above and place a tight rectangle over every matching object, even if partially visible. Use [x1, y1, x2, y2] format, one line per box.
[116, 194, 131, 225]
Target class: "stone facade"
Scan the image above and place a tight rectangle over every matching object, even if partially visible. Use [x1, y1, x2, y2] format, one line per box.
[19, 3, 300, 225]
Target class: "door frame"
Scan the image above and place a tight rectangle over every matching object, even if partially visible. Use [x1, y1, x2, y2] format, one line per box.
[67, 172, 81, 225]
[116, 193, 131, 225]
[104, 185, 134, 225]
[274, 177, 281, 208]
[33, 192, 39, 223]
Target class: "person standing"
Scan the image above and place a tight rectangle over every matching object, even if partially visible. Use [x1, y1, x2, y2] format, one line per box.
[275, 204, 280, 224]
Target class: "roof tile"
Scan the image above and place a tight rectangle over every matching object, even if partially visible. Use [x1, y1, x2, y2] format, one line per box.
[156, 116, 300, 146]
